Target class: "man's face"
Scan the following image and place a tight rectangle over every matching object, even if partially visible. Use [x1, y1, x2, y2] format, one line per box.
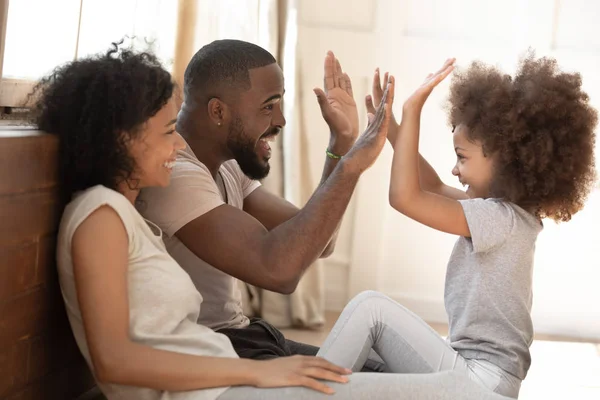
[226, 63, 286, 180]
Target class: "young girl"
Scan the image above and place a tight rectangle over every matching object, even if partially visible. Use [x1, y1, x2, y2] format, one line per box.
[315, 55, 597, 399]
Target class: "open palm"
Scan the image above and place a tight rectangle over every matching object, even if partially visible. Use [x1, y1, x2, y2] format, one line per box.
[404, 58, 455, 110]
[314, 51, 359, 154]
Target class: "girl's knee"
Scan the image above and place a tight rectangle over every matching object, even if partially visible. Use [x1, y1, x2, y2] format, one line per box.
[349, 290, 394, 310]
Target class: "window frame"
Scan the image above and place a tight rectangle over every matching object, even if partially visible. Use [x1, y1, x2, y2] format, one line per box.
[0, 0, 10, 106]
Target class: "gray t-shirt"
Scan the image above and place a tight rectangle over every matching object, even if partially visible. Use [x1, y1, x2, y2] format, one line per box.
[445, 198, 542, 380]
[138, 145, 260, 330]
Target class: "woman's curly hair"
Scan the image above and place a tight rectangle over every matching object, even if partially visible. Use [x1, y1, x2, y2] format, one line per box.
[447, 52, 598, 222]
[28, 41, 174, 201]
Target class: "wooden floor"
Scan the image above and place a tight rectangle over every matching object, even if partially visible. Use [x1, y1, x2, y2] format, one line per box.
[281, 311, 600, 400]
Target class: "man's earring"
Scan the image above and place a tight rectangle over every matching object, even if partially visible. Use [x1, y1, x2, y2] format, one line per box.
[217, 122, 222, 126]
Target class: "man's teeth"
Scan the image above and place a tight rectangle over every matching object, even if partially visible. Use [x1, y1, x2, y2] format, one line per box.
[261, 135, 277, 143]
[163, 161, 176, 168]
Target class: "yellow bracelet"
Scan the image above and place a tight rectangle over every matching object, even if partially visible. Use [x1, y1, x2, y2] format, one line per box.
[326, 149, 342, 159]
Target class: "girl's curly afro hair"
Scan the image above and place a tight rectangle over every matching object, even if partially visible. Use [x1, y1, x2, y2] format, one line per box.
[28, 41, 174, 201]
[447, 52, 597, 222]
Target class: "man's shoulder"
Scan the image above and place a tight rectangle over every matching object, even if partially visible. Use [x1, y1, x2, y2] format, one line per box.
[171, 147, 211, 176]
[221, 159, 244, 176]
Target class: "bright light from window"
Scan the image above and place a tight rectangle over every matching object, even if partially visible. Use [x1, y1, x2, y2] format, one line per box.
[3, 0, 80, 79]
[2, 0, 178, 81]
[77, 0, 177, 68]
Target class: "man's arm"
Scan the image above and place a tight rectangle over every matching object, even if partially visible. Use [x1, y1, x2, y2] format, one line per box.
[176, 78, 395, 294]
[243, 51, 359, 258]
[178, 162, 358, 294]
[242, 153, 343, 259]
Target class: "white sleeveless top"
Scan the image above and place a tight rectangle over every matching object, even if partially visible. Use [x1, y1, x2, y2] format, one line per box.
[56, 185, 239, 400]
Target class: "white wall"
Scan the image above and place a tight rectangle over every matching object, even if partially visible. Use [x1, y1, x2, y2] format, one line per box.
[295, 0, 380, 310]
[297, 0, 600, 339]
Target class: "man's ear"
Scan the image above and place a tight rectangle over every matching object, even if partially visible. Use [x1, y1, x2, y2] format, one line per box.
[207, 97, 231, 127]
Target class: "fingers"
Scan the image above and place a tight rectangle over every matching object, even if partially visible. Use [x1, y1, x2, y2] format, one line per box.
[339, 70, 348, 92]
[366, 112, 375, 126]
[324, 51, 335, 90]
[365, 95, 376, 114]
[298, 357, 350, 395]
[426, 58, 456, 83]
[343, 73, 353, 97]
[372, 68, 383, 104]
[434, 64, 454, 84]
[298, 377, 336, 395]
[324, 51, 351, 92]
[313, 88, 331, 115]
[423, 62, 454, 90]
[376, 75, 393, 118]
[378, 76, 395, 134]
[310, 357, 352, 375]
[369, 75, 394, 132]
[379, 103, 392, 134]
[385, 75, 396, 106]
[437, 58, 456, 74]
[335, 58, 343, 88]
[303, 367, 349, 384]
[331, 53, 340, 90]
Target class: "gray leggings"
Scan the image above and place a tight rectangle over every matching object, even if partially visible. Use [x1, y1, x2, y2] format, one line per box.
[316, 291, 522, 398]
[218, 291, 517, 400]
[218, 370, 511, 399]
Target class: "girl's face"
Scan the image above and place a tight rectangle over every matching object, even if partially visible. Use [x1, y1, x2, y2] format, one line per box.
[451, 124, 495, 199]
[127, 97, 186, 189]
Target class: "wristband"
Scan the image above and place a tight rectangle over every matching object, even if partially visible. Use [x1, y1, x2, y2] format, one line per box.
[326, 149, 342, 159]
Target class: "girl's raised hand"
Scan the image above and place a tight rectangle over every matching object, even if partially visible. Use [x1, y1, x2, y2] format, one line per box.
[403, 58, 455, 112]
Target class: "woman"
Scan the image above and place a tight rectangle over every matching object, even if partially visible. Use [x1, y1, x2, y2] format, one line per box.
[31, 43, 510, 400]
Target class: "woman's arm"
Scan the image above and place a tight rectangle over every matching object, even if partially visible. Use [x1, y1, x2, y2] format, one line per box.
[72, 206, 350, 394]
[388, 59, 471, 237]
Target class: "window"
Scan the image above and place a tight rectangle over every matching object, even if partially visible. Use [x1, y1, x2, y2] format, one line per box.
[0, 0, 178, 108]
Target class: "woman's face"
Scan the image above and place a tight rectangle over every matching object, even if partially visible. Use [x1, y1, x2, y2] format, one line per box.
[127, 97, 185, 189]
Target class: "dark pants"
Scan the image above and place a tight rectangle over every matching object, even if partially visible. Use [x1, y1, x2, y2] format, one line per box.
[218, 318, 385, 372]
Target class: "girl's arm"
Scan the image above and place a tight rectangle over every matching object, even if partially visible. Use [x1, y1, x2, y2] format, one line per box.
[388, 59, 471, 237]
[368, 69, 468, 201]
[71, 206, 350, 394]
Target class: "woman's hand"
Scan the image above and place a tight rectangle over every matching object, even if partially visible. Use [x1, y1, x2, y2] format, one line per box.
[252, 355, 352, 395]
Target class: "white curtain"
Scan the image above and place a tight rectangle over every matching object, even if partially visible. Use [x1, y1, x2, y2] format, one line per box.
[172, 0, 325, 329]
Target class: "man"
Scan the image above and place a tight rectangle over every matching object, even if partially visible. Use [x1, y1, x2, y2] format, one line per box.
[138, 39, 392, 365]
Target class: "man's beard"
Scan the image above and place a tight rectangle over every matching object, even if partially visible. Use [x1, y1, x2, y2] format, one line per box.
[227, 117, 271, 180]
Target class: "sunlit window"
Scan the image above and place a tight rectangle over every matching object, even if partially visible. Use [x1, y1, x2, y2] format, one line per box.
[2, 0, 177, 81]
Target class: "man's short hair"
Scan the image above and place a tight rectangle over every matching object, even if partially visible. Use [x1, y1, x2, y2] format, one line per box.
[184, 39, 277, 102]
